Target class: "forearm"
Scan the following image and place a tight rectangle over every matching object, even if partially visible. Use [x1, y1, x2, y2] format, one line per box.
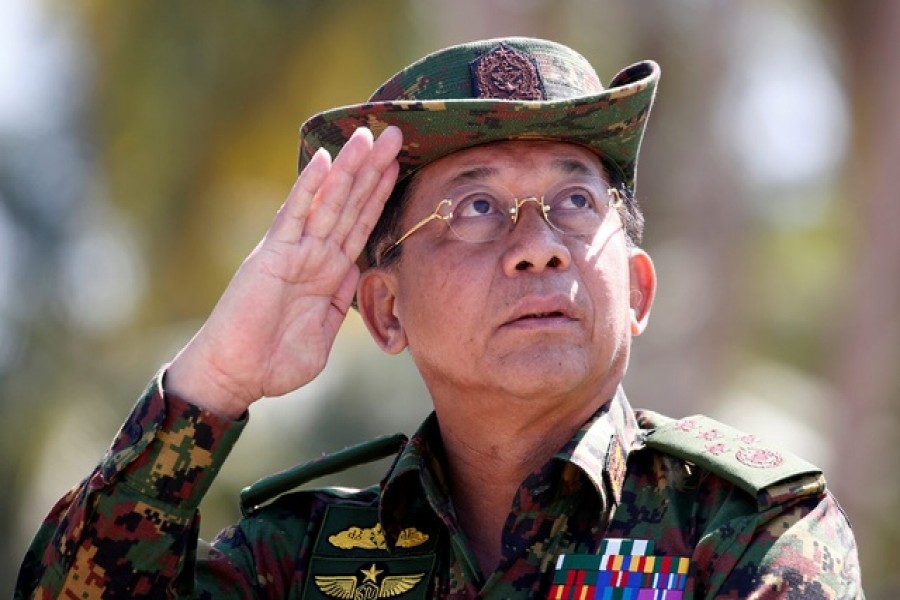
[16, 371, 246, 599]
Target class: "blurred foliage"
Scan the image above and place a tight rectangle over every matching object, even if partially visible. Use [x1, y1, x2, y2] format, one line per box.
[3, 0, 899, 596]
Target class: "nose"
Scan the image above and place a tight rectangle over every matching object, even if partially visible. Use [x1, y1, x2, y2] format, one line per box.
[501, 201, 572, 274]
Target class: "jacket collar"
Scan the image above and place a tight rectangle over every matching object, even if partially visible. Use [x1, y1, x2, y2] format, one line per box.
[378, 388, 640, 544]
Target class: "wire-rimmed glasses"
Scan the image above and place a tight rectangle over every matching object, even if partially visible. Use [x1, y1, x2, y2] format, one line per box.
[379, 177, 624, 262]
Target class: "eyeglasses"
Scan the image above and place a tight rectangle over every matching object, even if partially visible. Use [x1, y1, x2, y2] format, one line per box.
[379, 177, 624, 262]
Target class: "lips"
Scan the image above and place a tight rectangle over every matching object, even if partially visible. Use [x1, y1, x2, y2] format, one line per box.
[502, 295, 579, 327]
[516, 311, 565, 321]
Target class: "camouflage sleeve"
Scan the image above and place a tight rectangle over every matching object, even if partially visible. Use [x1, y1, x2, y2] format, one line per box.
[15, 370, 249, 599]
[697, 484, 865, 599]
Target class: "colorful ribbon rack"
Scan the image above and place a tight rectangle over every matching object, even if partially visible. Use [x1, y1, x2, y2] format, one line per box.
[550, 539, 690, 599]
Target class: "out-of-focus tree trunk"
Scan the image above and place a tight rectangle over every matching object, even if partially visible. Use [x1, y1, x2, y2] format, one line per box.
[621, 2, 745, 417]
[829, 0, 900, 593]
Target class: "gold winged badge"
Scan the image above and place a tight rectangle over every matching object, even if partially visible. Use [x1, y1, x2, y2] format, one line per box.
[314, 563, 425, 599]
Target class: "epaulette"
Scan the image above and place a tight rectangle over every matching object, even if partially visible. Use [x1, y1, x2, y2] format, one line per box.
[239, 433, 407, 516]
[642, 414, 825, 510]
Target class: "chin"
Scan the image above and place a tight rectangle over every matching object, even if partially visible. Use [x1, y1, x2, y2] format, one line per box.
[498, 360, 593, 398]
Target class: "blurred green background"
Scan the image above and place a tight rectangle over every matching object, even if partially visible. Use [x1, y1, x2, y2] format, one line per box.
[3, 0, 898, 596]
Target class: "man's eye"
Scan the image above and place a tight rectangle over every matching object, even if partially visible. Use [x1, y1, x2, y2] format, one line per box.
[457, 195, 501, 218]
[568, 193, 589, 209]
[556, 189, 595, 211]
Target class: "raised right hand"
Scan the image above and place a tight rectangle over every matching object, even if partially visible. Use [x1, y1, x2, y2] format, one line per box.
[165, 126, 403, 418]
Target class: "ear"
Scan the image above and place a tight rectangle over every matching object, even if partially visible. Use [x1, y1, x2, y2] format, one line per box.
[628, 248, 656, 336]
[357, 268, 408, 354]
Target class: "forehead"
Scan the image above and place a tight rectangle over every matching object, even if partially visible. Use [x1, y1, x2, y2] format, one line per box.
[413, 141, 607, 192]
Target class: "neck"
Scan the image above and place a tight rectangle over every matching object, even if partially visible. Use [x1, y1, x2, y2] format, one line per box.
[432, 384, 615, 577]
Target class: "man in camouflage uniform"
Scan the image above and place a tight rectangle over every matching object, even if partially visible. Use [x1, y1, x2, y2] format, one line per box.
[17, 37, 864, 598]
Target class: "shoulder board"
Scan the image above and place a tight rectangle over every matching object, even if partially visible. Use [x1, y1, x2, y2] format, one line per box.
[643, 415, 824, 509]
[240, 432, 407, 516]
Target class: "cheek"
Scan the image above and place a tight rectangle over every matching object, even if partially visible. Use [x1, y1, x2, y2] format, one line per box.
[397, 257, 473, 335]
[398, 265, 486, 377]
[579, 253, 632, 323]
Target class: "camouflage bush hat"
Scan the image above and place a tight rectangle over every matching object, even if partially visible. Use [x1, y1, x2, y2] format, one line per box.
[298, 36, 660, 191]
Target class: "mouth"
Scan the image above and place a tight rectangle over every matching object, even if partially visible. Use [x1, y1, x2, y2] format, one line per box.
[504, 309, 576, 328]
[502, 293, 580, 329]
[515, 311, 567, 321]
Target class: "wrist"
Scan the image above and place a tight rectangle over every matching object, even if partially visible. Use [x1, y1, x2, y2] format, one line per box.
[165, 352, 255, 420]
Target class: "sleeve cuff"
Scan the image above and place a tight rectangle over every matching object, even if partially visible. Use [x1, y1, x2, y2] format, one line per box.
[99, 367, 248, 508]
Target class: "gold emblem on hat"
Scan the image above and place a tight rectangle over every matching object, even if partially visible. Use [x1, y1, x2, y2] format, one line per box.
[329, 523, 429, 550]
[315, 563, 425, 599]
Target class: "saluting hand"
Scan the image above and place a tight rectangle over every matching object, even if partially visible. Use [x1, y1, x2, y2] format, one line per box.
[166, 126, 403, 418]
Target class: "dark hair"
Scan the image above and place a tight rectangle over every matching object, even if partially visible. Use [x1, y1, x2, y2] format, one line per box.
[364, 157, 645, 267]
[605, 160, 645, 248]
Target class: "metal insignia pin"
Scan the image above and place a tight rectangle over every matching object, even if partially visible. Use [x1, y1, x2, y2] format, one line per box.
[470, 43, 546, 100]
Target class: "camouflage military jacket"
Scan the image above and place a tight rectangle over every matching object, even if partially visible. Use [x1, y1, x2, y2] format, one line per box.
[17, 375, 864, 598]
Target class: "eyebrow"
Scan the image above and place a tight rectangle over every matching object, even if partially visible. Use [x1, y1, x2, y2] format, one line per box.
[445, 166, 498, 188]
[448, 158, 596, 185]
[551, 157, 598, 177]
[442, 156, 602, 189]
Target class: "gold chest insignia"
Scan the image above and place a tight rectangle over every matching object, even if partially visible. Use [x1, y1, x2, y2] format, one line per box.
[315, 563, 425, 599]
[395, 528, 429, 548]
[329, 523, 429, 550]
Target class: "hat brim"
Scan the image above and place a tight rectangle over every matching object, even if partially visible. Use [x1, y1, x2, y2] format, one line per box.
[298, 60, 659, 190]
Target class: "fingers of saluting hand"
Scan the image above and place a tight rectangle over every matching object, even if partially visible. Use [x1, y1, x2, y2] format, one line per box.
[269, 146, 331, 245]
[342, 154, 399, 257]
[326, 126, 402, 248]
[270, 126, 403, 251]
